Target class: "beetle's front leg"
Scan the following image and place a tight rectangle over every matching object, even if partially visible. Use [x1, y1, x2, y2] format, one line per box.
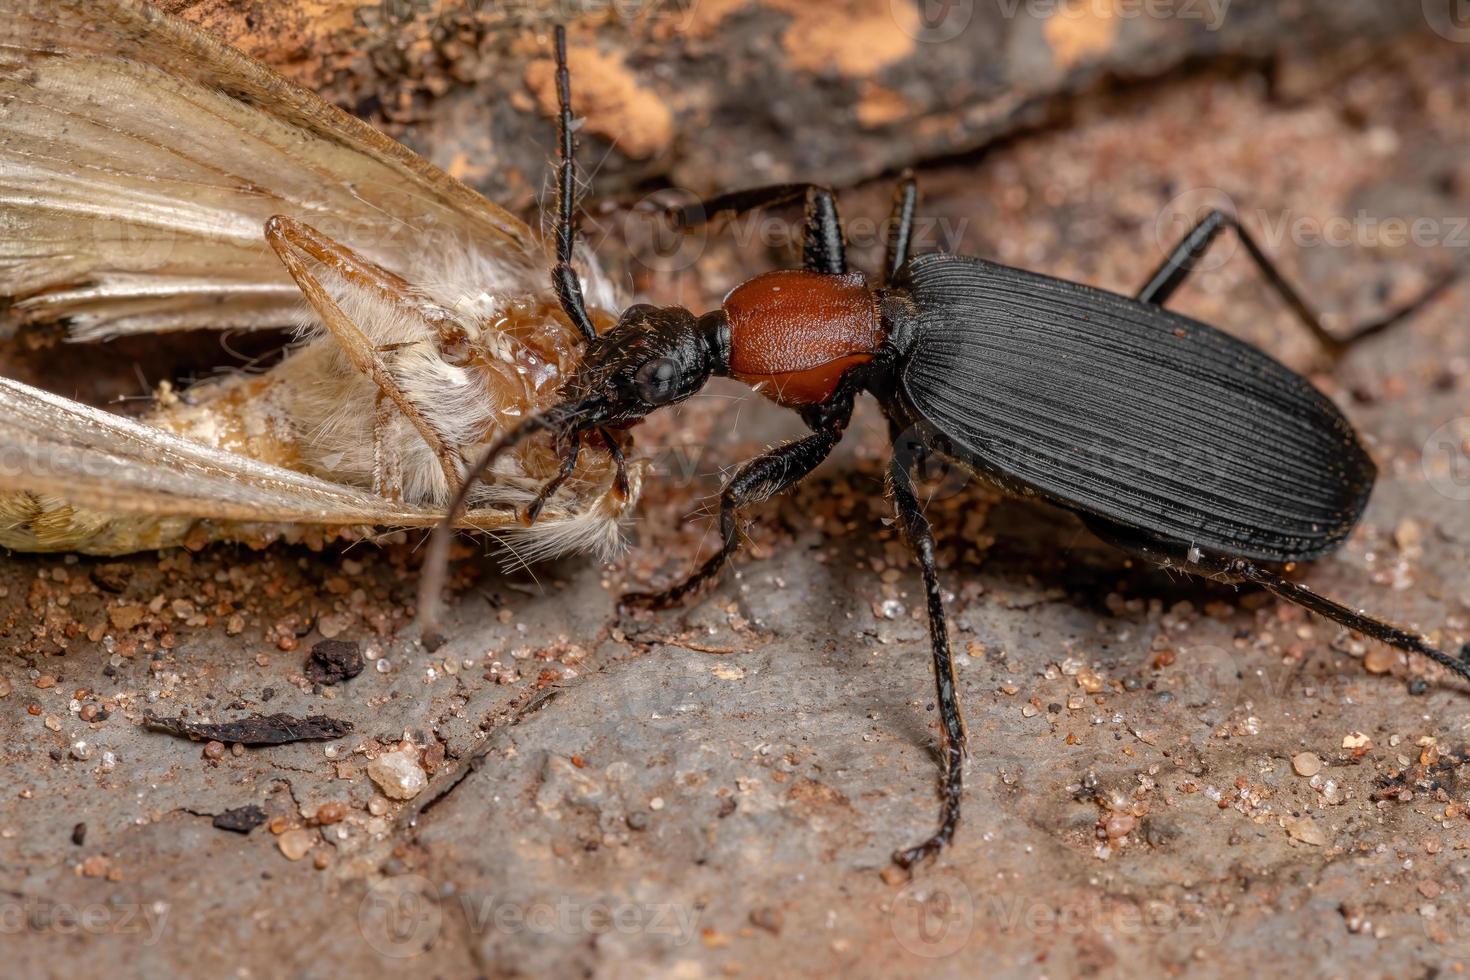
[597, 426, 631, 499]
[523, 428, 582, 525]
[621, 426, 843, 610]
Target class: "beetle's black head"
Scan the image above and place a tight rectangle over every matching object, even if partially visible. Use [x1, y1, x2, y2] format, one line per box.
[441, 304, 730, 525]
[556, 303, 730, 429]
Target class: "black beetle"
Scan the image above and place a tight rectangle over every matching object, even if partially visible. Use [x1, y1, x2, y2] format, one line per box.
[425, 27, 1466, 869]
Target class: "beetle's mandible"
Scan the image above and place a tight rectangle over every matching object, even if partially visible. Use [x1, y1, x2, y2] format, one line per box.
[425, 26, 1466, 870]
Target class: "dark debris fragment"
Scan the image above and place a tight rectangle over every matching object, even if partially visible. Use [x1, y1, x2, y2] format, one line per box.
[212, 805, 269, 834]
[304, 639, 364, 686]
[144, 711, 353, 745]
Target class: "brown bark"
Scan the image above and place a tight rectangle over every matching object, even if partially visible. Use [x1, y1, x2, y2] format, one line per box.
[160, 0, 1433, 207]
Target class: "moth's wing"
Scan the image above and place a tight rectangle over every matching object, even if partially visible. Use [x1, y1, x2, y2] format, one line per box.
[0, 0, 544, 341]
[0, 377, 515, 532]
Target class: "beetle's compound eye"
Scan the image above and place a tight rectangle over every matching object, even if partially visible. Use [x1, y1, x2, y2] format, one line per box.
[635, 357, 679, 404]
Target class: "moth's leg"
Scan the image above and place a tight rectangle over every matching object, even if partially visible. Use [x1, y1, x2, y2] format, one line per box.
[550, 25, 598, 342]
[371, 391, 404, 502]
[621, 424, 844, 610]
[887, 452, 966, 869]
[663, 182, 846, 275]
[1139, 208, 1458, 356]
[265, 215, 462, 494]
[883, 171, 919, 285]
[523, 429, 583, 525]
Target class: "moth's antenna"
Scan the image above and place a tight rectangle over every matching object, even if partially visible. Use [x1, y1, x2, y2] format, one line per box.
[417, 399, 594, 643]
[549, 25, 598, 343]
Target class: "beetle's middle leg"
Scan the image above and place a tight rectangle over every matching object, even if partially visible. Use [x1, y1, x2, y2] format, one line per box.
[1140, 208, 1458, 356]
[886, 449, 966, 869]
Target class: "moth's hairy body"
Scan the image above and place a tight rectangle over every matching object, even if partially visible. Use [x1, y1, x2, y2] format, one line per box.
[0, 0, 636, 556]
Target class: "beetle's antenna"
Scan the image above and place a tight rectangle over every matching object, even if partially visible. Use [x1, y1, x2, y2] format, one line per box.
[418, 400, 593, 642]
[549, 25, 598, 343]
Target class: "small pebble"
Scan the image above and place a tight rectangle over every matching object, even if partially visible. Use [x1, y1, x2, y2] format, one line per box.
[1364, 648, 1396, 674]
[1103, 812, 1135, 839]
[80, 855, 111, 878]
[367, 749, 427, 800]
[1292, 752, 1323, 777]
[1286, 815, 1328, 846]
[277, 829, 314, 861]
[314, 801, 348, 825]
[749, 906, 783, 934]
[203, 740, 226, 761]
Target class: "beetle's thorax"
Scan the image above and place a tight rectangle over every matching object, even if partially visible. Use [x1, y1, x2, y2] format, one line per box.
[719, 269, 885, 407]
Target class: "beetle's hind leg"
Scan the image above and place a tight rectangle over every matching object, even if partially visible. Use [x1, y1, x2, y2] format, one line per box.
[1141, 208, 1458, 357]
[887, 451, 966, 869]
[1219, 557, 1470, 685]
[1081, 514, 1469, 687]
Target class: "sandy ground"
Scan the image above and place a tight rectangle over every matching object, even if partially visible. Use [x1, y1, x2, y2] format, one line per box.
[2, 18, 1469, 980]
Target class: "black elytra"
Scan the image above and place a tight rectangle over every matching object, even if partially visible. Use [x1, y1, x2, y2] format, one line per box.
[426, 25, 1466, 871]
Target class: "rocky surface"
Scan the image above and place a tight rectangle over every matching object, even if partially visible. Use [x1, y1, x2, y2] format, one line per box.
[2, 4, 1469, 977]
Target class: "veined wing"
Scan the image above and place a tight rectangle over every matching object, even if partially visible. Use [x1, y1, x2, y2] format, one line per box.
[0, 0, 543, 340]
[0, 375, 516, 531]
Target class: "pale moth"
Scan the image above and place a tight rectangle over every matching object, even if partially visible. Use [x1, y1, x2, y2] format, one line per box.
[0, 0, 638, 559]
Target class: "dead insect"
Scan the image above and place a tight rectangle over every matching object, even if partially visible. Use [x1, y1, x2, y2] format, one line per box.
[0, 0, 636, 558]
[425, 27, 1466, 869]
